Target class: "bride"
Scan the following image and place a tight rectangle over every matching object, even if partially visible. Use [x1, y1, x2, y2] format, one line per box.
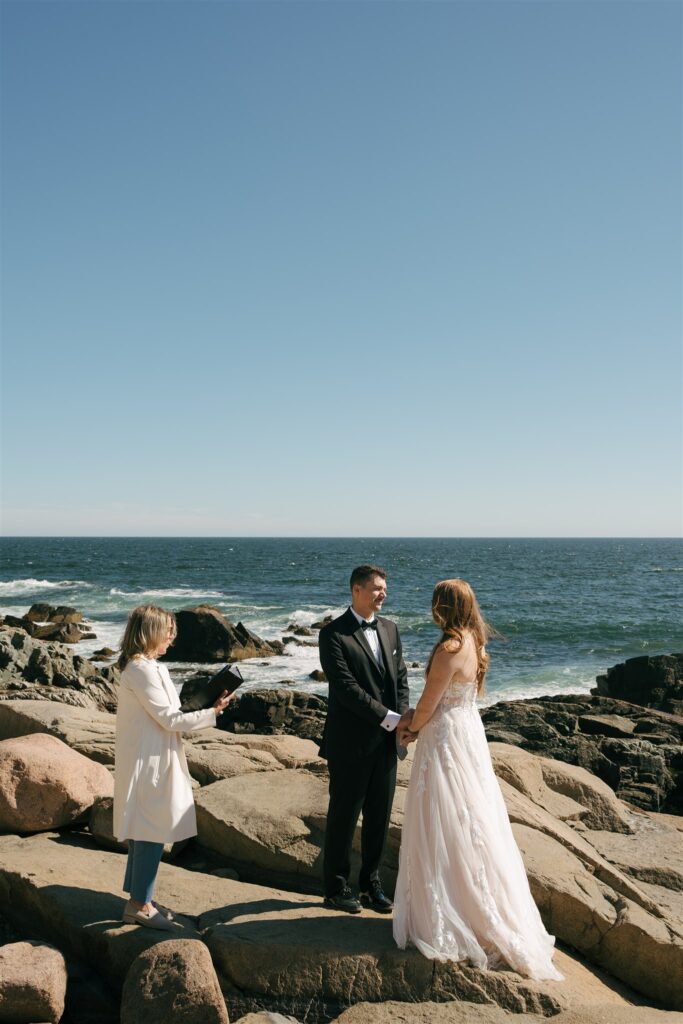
[393, 579, 563, 981]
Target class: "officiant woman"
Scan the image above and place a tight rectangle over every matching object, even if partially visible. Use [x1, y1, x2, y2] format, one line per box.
[113, 604, 234, 930]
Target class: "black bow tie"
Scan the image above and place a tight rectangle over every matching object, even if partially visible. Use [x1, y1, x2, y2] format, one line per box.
[361, 620, 378, 631]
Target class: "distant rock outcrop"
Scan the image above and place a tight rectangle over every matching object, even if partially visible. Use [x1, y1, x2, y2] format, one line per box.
[25, 604, 84, 625]
[4, 604, 91, 644]
[311, 614, 334, 629]
[32, 622, 84, 644]
[285, 623, 314, 636]
[162, 605, 284, 663]
[24, 603, 53, 623]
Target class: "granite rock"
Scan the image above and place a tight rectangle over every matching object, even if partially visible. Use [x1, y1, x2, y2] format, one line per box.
[0, 733, 113, 832]
[0, 699, 117, 764]
[0, 628, 118, 712]
[121, 939, 229, 1023]
[595, 653, 683, 715]
[0, 940, 67, 1024]
[215, 687, 327, 742]
[481, 692, 683, 813]
[163, 605, 284, 663]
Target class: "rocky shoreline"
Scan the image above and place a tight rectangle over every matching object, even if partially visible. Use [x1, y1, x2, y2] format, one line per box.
[0, 607, 682, 1023]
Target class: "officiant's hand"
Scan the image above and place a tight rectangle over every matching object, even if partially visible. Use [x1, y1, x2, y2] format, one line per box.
[213, 690, 237, 715]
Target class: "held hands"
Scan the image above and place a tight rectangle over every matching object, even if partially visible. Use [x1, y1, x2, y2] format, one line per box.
[397, 707, 418, 748]
[212, 689, 237, 716]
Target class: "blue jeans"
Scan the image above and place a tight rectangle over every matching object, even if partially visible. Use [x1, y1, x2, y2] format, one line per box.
[123, 839, 165, 904]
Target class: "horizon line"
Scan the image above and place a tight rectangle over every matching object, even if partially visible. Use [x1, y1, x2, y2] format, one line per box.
[1, 535, 681, 542]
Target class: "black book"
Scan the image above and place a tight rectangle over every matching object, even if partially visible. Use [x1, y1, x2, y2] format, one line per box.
[180, 663, 244, 712]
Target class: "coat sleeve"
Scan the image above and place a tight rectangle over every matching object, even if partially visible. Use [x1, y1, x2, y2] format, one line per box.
[126, 661, 217, 733]
[319, 626, 388, 725]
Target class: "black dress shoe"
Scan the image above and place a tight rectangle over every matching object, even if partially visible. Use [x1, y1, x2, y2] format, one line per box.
[323, 887, 362, 914]
[360, 882, 393, 914]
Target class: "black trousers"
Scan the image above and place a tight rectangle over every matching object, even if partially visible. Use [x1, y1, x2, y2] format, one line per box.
[323, 735, 397, 897]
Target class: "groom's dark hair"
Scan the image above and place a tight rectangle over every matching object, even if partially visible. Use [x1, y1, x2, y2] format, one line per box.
[350, 564, 387, 589]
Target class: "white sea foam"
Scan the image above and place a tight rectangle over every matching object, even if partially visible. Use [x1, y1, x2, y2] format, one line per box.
[48, 602, 342, 672]
[166, 657, 596, 707]
[0, 578, 92, 597]
[481, 676, 594, 707]
[286, 606, 347, 627]
[0, 604, 35, 619]
[165, 639, 323, 693]
[74, 620, 125, 657]
[223, 603, 282, 611]
[109, 587, 225, 600]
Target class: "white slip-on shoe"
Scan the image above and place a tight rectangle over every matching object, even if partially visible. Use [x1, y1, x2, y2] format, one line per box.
[152, 900, 175, 921]
[122, 901, 177, 931]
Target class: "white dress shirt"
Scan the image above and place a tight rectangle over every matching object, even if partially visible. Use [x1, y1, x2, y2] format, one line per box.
[349, 606, 401, 733]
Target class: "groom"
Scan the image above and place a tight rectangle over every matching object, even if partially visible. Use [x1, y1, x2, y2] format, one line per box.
[318, 565, 412, 914]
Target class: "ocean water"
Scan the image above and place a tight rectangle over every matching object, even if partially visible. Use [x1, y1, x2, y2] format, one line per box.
[0, 537, 681, 706]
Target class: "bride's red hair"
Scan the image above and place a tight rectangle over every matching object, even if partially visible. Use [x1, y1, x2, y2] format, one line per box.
[427, 578, 495, 693]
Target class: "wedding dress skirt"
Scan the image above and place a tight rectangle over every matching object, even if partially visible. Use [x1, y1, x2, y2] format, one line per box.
[393, 682, 563, 981]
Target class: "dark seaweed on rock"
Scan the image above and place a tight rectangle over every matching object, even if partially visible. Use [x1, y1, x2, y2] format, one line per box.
[481, 677, 683, 814]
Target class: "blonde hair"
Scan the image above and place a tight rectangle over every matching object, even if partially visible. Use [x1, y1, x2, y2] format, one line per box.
[426, 579, 496, 694]
[117, 605, 177, 671]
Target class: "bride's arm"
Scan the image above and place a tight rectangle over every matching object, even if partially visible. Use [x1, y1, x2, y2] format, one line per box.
[408, 646, 467, 734]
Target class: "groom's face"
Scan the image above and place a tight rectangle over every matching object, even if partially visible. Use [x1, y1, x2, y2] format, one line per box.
[352, 574, 387, 620]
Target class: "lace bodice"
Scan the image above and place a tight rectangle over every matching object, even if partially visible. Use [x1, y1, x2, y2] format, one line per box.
[438, 680, 478, 710]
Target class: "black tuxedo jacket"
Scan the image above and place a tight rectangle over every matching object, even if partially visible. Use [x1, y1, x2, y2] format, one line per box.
[318, 608, 410, 761]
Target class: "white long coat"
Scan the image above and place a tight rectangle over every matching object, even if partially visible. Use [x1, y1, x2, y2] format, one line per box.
[113, 655, 216, 843]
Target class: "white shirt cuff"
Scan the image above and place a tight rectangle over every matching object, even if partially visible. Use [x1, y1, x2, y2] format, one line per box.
[380, 710, 401, 732]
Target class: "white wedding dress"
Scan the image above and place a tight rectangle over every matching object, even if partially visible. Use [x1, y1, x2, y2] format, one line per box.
[393, 680, 563, 981]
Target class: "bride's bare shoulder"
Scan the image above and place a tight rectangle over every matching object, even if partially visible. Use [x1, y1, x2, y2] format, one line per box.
[437, 630, 480, 681]
[440, 629, 477, 654]
[432, 636, 468, 668]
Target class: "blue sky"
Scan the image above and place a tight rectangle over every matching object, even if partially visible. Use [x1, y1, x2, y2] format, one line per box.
[1, 0, 681, 537]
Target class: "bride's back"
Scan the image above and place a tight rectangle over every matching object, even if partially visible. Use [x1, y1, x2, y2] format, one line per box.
[446, 629, 481, 685]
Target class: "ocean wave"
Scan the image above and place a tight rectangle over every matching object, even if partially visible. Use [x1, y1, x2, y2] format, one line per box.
[0, 578, 93, 597]
[109, 587, 225, 600]
[481, 676, 594, 707]
[224, 603, 282, 611]
[72, 619, 124, 656]
[648, 567, 683, 573]
[286, 606, 347, 627]
[164, 639, 321, 684]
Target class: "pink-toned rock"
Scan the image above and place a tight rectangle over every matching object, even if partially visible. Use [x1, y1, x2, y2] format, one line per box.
[121, 939, 229, 1023]
[0, 732, 113, 832]
[0, 940, 67, 1023]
